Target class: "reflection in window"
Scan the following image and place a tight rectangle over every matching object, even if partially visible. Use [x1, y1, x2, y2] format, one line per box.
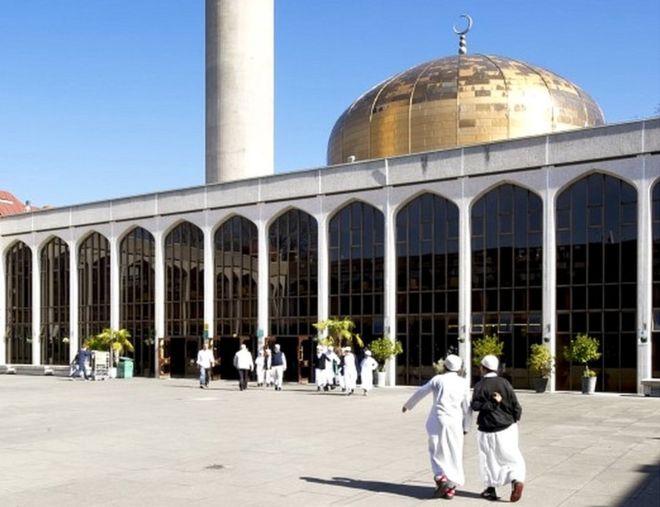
[472, 184, 543, 388]
[215, 216, 258, 337]
[269, 209, 318, 337]
[556, 174, 637, 392]
[329, 201, 384, 344]
[165, 222, 204, 338]
[120, 227, 155, 376]
[6, 241, 32, 364]
[41, 237, 69, 365]
[396, 193, 459, 385]
[79, 233, 110, 343]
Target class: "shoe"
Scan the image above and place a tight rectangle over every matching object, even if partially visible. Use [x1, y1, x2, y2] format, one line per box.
[433, 475, 448, 498]
[443, 486, 455, 500]
[199, 385, 204, 389]
[481, 487, 498, 501]
[510, 481, 524, 502]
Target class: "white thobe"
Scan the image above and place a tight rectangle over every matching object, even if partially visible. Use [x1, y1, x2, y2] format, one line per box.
[359, 356, 378, 391]
[403, 372, 472, 485]
[343, 353, 358, 391]
[255, 355, 265, 384]
[478, 423, 526, 487]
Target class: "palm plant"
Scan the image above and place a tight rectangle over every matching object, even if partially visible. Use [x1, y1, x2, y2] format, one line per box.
[313, 317, 363, 349]
[87, 328, 134, 367]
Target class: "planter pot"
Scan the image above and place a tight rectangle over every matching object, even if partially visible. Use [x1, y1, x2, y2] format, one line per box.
[376, 371, 386, 387]
[581, 376, 597, 394]
[533, 378, 549, 393]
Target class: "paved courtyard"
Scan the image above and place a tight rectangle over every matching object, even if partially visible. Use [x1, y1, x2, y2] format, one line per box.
[0, 375, 659, 507]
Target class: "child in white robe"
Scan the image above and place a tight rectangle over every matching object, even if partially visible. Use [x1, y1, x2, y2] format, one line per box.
[359, 350, 378, 395]
[402, 354, 471, 499]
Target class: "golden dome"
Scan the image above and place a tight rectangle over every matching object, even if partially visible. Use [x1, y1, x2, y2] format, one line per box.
[327, 54, 604, 165]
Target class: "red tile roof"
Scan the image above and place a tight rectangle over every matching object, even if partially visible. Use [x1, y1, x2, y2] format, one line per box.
[0, 190, 29, 216]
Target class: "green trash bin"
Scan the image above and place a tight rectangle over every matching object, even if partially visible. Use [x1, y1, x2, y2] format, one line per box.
[118, 357, 134, 379]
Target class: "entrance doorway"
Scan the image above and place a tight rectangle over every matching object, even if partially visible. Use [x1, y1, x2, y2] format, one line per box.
[267, 336, 313, 383]
[159, 337, 201, 378]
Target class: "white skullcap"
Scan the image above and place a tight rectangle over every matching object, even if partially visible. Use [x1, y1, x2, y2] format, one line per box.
[481, 355, 499, 372]
[344, 346, 351, 352]
[444, 354, 462, 372]
[364, 350, 372, 356]
[274, 344, 280, 350]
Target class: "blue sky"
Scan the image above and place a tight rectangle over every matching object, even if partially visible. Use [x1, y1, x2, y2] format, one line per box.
[1, 0, 659, 207]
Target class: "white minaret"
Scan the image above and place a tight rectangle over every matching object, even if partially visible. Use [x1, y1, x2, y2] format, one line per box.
[206, 0, 274, 184]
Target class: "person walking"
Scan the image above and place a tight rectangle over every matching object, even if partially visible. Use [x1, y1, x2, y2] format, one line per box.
[402, 354, 472, 499]
[270, 343, 287, 391]
[359, 349, 378, 395]
[233, 343, 254, 391]
[255, 349, 266, 387]
[71, 343, 91, 380]
[471, 354, 526, 503]
[314, 345, 329, 391]
[196, 341, 215, 388]
[264, 348, 273, 387]
[342, 346, 358, 395]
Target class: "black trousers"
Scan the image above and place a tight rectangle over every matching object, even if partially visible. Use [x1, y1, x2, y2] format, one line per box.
[238, 369, 250, 390]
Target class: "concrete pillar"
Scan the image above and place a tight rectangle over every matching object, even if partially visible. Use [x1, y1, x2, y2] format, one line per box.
[637, 160, 653, 392]
[206, 0, 274, 183]
[69, 240, 79, 362]
[31, 244, 41, 365]
[109, 235, 120, 331]
[154, 230, 165, 375]
[204, 226, 215, 340]
[458, 190, 472, 375]
[384, 189, 397, 386]
[316, 211, 329, 331]
[543, 176, 558, 392]
[257, 217, 269, 345]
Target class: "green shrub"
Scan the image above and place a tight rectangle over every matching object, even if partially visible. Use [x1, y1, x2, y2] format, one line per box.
[471, 334, 504, 366]
[528, 343, 553, 378]
[368, 337, 403, 372]
[563, 333, 601, 377]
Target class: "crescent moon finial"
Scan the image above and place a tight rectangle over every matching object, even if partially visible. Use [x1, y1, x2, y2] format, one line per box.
[452, 14, 473, 55]
[452, 14, 473, 36]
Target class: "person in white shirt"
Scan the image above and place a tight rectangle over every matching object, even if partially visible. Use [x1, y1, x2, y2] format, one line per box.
[402, 354, 472, 500]
[255, 349, 266, 387]
[270, 343, 287, 391]
[359, 350, 378, 395]
[343, 347, 358, 395]
[233, 343, 254, 391]
[196, 341, 215, 389]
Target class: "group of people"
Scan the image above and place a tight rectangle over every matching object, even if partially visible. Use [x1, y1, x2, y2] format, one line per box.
[313, 345, 379, 396]
[402, 354, 526, 503]
[196, 341, 288, 391]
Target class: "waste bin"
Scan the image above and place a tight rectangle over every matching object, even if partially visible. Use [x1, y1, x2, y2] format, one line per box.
[117, 357, 134, 379]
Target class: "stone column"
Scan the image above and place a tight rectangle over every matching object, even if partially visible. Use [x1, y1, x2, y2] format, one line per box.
[257, 217, 269, 346]
[316, 211, 329, 331]
[31, 244, 41, 365]
[384, 190, 397, 386]
[543, 177, 558, 392]
[154, 230, 165, 375]
[204, 226, 215, 341]
[458, 191, 472, 375]
[109, 235, 120, 331]
[637, 163, 653, 393]
[69, 240, 79, 363]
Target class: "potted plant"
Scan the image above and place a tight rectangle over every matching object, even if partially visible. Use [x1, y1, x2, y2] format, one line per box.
[563, 333, 601, 394]
[528, 343, 554, 393]
[87, 328, 134, 378]
[313, 317, 364, 349]
[368, 336, 403, 387]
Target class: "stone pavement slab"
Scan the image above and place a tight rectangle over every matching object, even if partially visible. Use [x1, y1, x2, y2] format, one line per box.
[0, 376, 659, 506]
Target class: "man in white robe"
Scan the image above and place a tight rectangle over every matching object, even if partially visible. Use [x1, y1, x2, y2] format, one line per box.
[359, 350, 378, 395]
[471, 354, 526, 503]
[343, 347, 358, 395]
[402, 354, 471, 499]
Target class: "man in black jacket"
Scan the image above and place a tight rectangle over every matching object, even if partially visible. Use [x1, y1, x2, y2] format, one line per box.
[471, 355, 526, 503]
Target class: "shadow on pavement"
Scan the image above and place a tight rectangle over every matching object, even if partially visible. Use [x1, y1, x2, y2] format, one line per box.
[616, 463, 660, 507]
[300, 476, 483, 500]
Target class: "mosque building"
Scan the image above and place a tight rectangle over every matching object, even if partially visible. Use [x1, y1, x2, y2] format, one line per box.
[0, 2, 658, 393]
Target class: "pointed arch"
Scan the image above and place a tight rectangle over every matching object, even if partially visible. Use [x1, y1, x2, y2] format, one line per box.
[555, 172, 638, 392]
[328, 200, 385, 343]
[119, 226, 156, 376]
[78, 231, 110, 341]
[40, 236, 70, 366]
[471, 183, 544, 389]
[396, 192, 460, 385]
[164, 221, 204, 338]
[5, 240, 32, 364]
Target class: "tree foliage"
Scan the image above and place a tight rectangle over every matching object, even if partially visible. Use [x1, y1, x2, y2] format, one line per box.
[313, 317, 363, 348]
[563, 333, 601, 377]
[368, 336, 403, 372]
[471, 334, 504, 366]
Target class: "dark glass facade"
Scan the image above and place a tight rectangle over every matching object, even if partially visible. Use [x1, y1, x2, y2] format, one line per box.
[269, 209, 318, 338]
[120, 227, 156, 376]
[78, 232, 110, 343]
[5, 241, 32, 364]
[652, 180, 660, 378]
[214, 216, 258, 337]
[165, 222, 204, 338]
[471, 185, 543, 388]
[329, 201, 384, 344]
[40, 237, 69, 365]
[396, 193, 460, 384]
[556, 174, 637, 392]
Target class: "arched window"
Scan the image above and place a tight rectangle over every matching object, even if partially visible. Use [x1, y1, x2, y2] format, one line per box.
[40, 237, 69, 365]
[396, 193, 459, 385]
[78, 233, 110, 343]
[120, 227, 155, 376]
[556, 173, 637, 392]
[471, 184, 543, 388]
[6, 241, 32, 364]
[329, 201, 384, 344]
